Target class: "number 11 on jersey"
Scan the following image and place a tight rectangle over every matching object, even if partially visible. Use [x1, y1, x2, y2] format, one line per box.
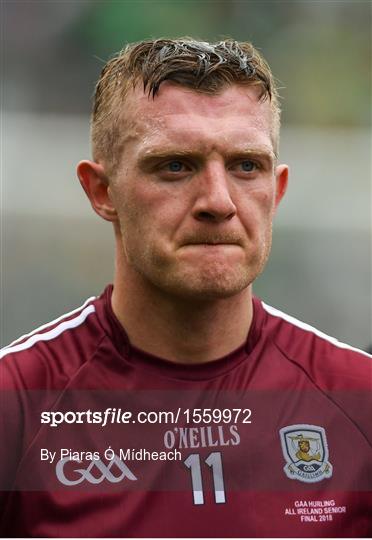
[184, 452, 226, 505]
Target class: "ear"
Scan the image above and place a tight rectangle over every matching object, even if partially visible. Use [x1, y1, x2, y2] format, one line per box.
[274, 164, 289, 209]
[77, 160, 118, 222]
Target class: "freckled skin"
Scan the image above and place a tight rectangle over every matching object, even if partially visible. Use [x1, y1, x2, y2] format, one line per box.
[108, 84, 287, 300]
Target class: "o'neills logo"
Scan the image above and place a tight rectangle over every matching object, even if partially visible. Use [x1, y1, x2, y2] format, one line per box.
[56, 455, 137, 486]
[279, 424, 333, 483]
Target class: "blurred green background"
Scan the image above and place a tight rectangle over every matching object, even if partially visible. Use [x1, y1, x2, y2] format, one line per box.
[2, 0, 371, 350]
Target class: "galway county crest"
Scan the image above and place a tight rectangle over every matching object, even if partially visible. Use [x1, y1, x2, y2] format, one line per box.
[279, 424, 333, 483]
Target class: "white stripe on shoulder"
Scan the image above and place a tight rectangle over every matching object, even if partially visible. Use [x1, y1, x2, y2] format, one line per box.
[2, 296, 96, 350]
[262, 301, 372, 359]
[0, 304, 96, 359]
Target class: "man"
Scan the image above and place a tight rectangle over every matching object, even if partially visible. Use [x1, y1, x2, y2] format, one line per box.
[1, 38, 371, 537]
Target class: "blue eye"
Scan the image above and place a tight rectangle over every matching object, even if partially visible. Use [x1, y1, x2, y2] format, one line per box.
[240, 160, 256, 172]
[168, 161, 183, 172]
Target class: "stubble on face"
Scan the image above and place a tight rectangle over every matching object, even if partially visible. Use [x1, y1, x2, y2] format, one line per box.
[110, 84, 279, 301]
[116, 191, 275, 303]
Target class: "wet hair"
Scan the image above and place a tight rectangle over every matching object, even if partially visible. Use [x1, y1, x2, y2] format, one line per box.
[91, 38, 280, 173]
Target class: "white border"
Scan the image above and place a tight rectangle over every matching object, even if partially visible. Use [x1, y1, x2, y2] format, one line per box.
[262, 302, 372, 359]
[0, 304, 96, 359]
[2, 296, 96, 350]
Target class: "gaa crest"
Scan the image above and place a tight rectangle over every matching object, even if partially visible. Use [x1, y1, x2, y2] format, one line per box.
[279, 424, 332, 483]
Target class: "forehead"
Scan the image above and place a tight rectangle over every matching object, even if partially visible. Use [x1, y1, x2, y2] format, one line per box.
[122, 83, 274, 155]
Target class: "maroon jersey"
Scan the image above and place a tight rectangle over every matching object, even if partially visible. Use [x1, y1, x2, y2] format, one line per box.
[1, 285, 371, 537]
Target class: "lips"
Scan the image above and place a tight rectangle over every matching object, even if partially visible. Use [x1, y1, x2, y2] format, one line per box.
[186, 242, 239, 247]
[187, 241, 236, 245]
[181, 234, 243, 246]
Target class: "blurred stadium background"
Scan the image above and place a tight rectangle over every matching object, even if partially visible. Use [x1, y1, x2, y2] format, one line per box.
[1, 0, 371, 350]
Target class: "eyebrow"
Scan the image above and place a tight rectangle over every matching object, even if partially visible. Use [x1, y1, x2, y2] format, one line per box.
[137, 146, 276, 165]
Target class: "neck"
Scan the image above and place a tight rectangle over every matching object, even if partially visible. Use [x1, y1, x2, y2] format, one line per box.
[111, 253, 253, 365]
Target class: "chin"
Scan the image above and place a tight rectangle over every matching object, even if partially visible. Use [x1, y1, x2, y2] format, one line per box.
[132, 247, 270, 300]
[187, 284, 249, 301]
[161, 266, 256, 301]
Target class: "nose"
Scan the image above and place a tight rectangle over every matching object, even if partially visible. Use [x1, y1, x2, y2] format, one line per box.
[191, 162, 237, 223]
